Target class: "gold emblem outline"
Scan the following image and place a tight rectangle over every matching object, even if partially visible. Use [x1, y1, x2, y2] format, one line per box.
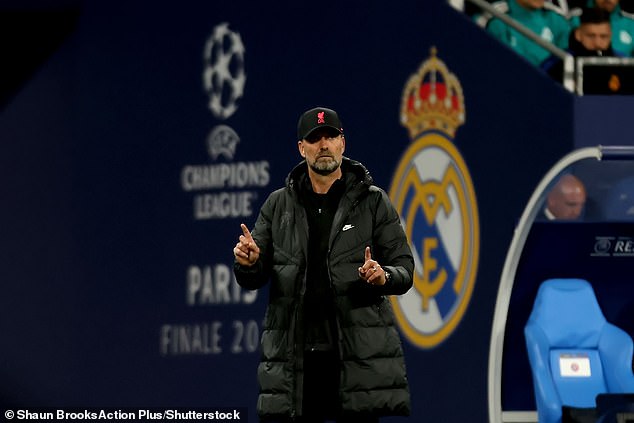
[389, 133, 480, 348]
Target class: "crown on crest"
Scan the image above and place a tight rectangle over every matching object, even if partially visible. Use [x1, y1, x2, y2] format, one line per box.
[400, 47, 465, 139]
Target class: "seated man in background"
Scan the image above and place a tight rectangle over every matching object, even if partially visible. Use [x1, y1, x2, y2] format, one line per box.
[570, 0, 634, 56]
[543, 173, 587, 220]
[486, 0, 571, 66]
[541, 7, 624, 80]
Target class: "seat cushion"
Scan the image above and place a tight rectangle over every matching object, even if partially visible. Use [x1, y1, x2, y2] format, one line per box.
[550, 349, 607, 407]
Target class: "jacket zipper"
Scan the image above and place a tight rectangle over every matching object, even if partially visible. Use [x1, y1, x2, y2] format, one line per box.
[292, 207, 308, 418]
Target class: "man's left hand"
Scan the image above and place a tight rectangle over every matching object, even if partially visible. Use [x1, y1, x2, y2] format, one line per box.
[358, 246, 386, 286]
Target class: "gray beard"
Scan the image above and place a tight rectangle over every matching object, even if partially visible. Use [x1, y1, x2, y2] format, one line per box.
[309, 158, 340, 176]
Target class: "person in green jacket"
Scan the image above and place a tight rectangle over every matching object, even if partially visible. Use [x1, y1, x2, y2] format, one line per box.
[570, 0, 634, 55]
[486, 0, 571, 66]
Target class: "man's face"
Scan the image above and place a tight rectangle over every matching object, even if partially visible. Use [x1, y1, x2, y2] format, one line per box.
[298, 128, 345, 176]
[548, 183, 586, 220]
[595, 0, 619, 13]
[575, 22, 612, 51]
[516, 0, 545, 10]
[550, 191, 586, 219]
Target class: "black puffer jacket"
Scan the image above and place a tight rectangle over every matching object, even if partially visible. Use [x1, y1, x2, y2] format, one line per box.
[234, 157, 414, 419]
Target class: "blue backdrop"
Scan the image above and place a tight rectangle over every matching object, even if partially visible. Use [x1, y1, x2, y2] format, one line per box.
[3, 1, 628, 422]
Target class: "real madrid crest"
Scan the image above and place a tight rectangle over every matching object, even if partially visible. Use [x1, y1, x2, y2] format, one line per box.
[389, 47, 480, 349]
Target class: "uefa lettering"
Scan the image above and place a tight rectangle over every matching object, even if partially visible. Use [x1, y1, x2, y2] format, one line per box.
[389, 48, 480, 349]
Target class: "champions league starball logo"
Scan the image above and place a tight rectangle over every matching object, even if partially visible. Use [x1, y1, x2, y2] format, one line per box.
[203, 22, 246, 120]
[178, 22, 270, 222]
[389, 47, 480, 349]
[202, 23, 244, 163]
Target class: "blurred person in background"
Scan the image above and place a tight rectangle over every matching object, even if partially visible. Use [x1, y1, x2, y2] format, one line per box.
[570, 0, 634, 55]
[543, 173, 587, 220]
[485, 0, 570, 65]
[541, 7, 624, 80]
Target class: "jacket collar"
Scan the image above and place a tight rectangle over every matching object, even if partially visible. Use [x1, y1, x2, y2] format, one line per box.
[286, 157, 374, 197]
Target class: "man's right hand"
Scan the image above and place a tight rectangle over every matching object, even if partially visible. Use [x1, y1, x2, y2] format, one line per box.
[233, 223, 260, 266]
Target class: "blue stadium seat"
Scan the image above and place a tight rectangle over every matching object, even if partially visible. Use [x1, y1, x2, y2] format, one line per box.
[525, 278, 634, 423]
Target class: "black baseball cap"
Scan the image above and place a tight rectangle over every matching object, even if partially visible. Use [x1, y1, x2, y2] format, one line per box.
[297, 107, 343, 140]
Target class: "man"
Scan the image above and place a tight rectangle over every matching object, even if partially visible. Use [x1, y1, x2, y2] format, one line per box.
[570, 0, 634, 56]
[543, 173, 587, 220]
[485, 0, 570, 66]
[233, 106, 413, 422]
[541, 7, 623, 81]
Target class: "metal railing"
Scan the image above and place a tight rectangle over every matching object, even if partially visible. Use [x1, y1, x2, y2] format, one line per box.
[465, 0, 575, 92]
